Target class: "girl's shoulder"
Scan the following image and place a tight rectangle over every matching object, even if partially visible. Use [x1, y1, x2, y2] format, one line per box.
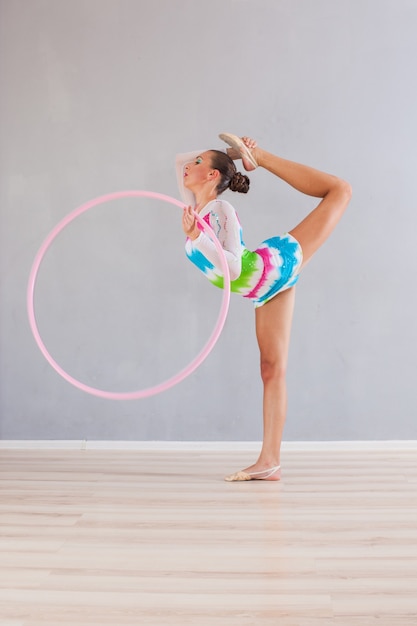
[208, 198, 236, 215]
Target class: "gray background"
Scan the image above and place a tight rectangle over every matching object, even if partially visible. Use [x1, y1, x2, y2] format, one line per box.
[1, 0, 416, 442]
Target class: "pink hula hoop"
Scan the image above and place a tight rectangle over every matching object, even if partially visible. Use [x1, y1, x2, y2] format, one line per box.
[27, 190, 231, 400]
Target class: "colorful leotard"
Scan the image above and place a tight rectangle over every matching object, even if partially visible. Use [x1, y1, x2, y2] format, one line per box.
[176, 150, 303, 308]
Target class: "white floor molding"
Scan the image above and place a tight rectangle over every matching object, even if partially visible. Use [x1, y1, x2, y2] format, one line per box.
[0, 439, 417, 450]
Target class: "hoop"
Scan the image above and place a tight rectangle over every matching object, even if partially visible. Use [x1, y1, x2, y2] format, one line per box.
[27, 190, 230, 399]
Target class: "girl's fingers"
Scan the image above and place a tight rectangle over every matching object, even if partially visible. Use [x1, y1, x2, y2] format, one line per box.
[182, 206, 197, 235]
[242, 136, 257, 148]
[184, 206, 195, 222]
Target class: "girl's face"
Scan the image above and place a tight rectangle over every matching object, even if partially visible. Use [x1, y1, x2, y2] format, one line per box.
[183, 151, 215, 189]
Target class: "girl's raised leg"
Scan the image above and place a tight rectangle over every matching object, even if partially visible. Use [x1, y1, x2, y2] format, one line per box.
[250, 143, 352, 266]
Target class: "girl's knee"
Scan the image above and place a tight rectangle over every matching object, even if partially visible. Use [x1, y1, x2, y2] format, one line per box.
[260, 358, 287, 384]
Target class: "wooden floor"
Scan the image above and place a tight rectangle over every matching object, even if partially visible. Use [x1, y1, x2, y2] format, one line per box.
[0, 448, 416, 626]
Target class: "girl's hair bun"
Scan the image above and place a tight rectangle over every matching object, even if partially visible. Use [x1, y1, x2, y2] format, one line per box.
[229, 172, 250, 194]
[209, 150, 251, 195]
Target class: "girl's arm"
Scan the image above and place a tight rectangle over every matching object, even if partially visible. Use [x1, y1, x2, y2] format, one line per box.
[184, 200, 242, 281]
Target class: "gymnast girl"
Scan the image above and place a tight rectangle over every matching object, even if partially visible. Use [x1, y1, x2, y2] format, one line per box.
[177, 133, 351, 481]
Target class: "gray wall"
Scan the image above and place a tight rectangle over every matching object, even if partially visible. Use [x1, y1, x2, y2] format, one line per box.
[1, 0, 416, 441]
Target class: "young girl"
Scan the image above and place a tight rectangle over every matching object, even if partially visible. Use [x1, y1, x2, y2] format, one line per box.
[177, 133, 351, 481]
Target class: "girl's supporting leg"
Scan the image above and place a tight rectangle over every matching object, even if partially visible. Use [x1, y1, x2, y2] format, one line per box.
[225, 287, 296, 482]
[254, 286, 296, 476]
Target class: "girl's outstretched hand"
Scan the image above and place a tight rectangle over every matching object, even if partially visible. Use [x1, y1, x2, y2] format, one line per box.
[182, 206, 200, 240]
[241, 136, 257, 150]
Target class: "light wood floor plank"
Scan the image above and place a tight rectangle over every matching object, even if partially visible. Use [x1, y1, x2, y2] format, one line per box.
[1, 449, 417, 625]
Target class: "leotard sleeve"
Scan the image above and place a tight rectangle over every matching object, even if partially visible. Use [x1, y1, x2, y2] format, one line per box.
[176, 150, 243, 282]
[185, 199, 243, 281]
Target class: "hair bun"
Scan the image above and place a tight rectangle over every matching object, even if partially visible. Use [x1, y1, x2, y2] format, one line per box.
[229, 172, 250, 194]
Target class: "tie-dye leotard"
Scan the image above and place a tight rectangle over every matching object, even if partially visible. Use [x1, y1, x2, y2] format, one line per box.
[176, 150, 303, 308]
